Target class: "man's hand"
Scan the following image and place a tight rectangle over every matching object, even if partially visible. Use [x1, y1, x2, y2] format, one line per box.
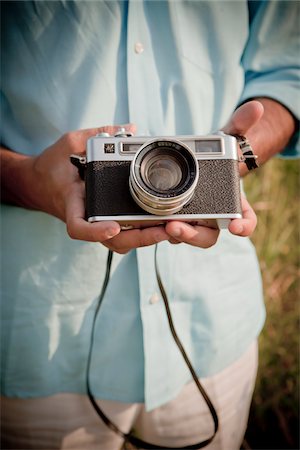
[164, 195, 256, 246]
[166, 98, 296, 246]
[223, 98, 296, 177]
[164, 101, 265, 246]
[1, 125, 171, 253]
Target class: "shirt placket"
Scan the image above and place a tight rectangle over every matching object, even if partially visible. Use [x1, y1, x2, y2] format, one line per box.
[126, 0, 164, 137]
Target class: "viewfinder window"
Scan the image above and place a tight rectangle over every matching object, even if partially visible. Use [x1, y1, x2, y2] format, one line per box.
[121, 143, 143, 153]
[195, 139, 222, 153]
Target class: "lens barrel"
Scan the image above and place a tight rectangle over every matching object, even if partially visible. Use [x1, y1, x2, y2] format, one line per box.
[129, 139, 199, 215]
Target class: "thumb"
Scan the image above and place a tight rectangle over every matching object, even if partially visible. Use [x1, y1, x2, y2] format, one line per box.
[222, 100, 264, 136]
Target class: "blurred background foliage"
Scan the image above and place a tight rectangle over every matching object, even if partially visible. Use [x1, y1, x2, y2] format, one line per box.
[243, 158, 300, 450]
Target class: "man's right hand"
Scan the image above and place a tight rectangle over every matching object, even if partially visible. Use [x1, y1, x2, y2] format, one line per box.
[0, 125, 170, 253]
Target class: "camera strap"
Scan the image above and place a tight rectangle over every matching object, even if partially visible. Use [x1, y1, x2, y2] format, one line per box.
[86, 246, 219, 449]
[234, 134, 259, 170]
[70, 154, 87, 180]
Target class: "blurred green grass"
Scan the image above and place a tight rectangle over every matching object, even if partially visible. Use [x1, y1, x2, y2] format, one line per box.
[243, 158, 300, 450]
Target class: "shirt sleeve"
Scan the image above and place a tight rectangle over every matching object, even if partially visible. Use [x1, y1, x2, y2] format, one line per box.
[240, 0, 300, 158]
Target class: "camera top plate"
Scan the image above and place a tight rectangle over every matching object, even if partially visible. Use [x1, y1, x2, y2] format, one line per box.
[86, 132, 238, 163]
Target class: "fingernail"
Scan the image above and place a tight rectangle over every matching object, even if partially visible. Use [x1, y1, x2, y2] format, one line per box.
[171, 226, 182, 238]
[106, 227, 119, 239]
[236, 224, 244, 234]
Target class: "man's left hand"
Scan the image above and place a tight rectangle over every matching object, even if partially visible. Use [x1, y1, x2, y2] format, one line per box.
[165, 101, 264, 246]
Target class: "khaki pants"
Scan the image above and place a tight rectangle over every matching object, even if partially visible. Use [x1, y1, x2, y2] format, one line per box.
[1, 341, 258, 450]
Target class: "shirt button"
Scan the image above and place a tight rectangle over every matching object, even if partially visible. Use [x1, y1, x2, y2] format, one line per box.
[134, 42, 144, 54]
[149, 293, 160, 304]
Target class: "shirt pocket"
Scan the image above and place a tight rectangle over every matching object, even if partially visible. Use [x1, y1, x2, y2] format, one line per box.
[172, 2, 214, 74]
[171, 1, 248, 76]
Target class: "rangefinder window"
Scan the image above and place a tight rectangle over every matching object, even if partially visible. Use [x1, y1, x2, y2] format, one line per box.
[195, 139, 223, 154]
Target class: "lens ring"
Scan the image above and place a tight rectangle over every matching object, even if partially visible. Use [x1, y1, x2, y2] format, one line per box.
[133, 142, 197, 198]
[130, 139, 199, 215]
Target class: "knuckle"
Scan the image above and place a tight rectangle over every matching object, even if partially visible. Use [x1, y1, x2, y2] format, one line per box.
[138, 238, 149, 248]
[98, 125, 116, 136]
[105, 245, 129, 254]
[139, 235, 154, 248]
[88, 228, 101, 242]
[203, 241, 215, 249]
[63, 131, 80, 149]
[140, 229, 165, 247]
[202, 232, 219, 248]
[63, 131, 73, 143]
[102, 239, 130, 254]
[117, 248, 130, 254]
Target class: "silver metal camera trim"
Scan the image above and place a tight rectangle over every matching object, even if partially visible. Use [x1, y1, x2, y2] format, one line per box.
[86, 132, 238, 162]
[88, 214, 242, 229]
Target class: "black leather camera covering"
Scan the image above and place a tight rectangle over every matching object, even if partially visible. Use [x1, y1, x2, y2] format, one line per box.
[85, 159, 242, 218]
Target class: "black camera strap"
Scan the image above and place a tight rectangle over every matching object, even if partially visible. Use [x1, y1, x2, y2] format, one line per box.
[86, 246, 219, 449]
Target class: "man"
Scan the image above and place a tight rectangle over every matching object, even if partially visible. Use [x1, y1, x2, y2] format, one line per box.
[1, 1, 299, 449]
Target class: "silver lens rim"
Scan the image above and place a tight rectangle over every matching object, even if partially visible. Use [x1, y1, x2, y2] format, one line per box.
[130, 138, 199, 215]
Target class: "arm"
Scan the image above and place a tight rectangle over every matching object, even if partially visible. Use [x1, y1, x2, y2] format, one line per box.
[1, 148, 35, 209]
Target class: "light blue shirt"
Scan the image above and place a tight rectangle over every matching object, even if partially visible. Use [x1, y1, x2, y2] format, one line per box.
[1, 1, 299, 411]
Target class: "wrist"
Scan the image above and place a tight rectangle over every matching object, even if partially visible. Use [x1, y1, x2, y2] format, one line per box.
[1, 149, 39, 209]
[246, 97, 296, 159]
[238, 98, 296, 177]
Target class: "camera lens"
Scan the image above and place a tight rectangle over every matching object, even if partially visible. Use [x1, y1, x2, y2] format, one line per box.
[129, 139, 199, 215]
[144, 155, 183, 191]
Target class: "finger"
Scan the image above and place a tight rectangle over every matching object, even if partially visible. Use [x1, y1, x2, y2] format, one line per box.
[102, 226, 169, 254]
[222, 100, 264, 136]
[165, 221, 219, 248]
[228, 197, 257, 237]
[66, 124, 137, 154]
[65, 184, 121, 241]
[168, 237, 182, 245]
[80, 123, 137, 141]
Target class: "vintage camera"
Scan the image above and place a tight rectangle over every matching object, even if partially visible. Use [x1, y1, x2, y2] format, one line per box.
[79, 130, 243, 229]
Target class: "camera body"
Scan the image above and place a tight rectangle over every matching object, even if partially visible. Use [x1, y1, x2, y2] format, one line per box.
[85, 132, 242, 229]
